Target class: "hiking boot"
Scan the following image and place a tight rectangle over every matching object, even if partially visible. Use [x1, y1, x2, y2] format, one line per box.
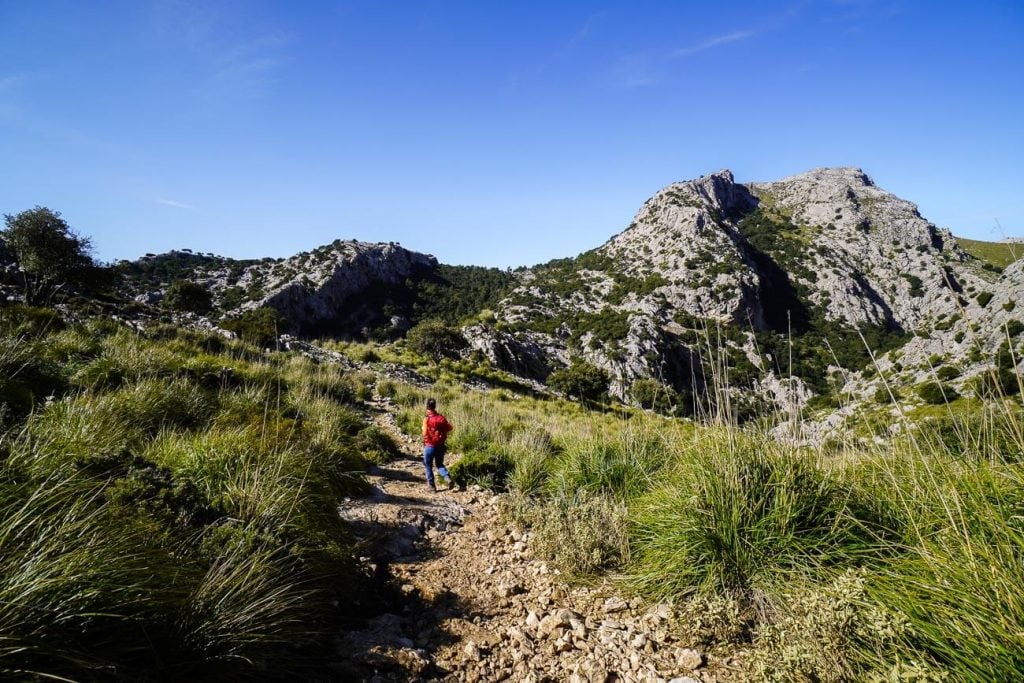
[428, 482, 437, 492]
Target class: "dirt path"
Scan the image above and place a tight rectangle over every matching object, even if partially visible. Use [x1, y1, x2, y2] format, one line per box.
[334, 396, 733, 683]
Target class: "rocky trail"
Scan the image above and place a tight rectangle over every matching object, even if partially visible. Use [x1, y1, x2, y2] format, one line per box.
[333, 397, 736, 682]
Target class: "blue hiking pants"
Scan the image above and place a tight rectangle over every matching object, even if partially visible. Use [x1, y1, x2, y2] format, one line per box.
[423, 443, 449, 487]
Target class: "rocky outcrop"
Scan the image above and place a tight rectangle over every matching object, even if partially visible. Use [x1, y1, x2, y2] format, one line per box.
[487, 167, 1021, 415]
[245, 241, 436, 333]
[124, 240, 438, 335]
[114, 167, 1022, 425]
[462, 324, 556, 381]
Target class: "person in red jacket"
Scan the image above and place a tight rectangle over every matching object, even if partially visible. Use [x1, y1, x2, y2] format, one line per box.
[422, 397, 453, 491]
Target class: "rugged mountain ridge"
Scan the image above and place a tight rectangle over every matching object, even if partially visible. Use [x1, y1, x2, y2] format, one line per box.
[474, 167, 1020, 421]
[114, 167, 1022, 427]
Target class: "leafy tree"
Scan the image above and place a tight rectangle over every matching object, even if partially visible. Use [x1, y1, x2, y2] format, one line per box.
[548, 360, 609, 405]
[405, 319, 467, 361]
[164, 280, 213, 314]
[2, 207, 96, 303]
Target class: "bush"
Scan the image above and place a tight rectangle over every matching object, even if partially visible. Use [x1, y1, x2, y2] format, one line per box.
[873, 385, 897, 404]
[547, 360, 609, 405]
[976, 291, 994, 308]
[354, 425, 401, 464]
[916, 381, 956, 405]
[449, 447, 513, 490]
[971, 368, 1021, 398]
[512, 492, 629, 575]
[630, 378, 683, 414]
[0, 304, 65, 337]
[548, 429, 667, 501]
[405, 319, 467, 362]
[222, 308, 286, 348]
[164, 280, 213, 314]
[746, 571, 928, 682]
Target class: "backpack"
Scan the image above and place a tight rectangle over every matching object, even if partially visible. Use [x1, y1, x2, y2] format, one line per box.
[425, 413, 449, 445]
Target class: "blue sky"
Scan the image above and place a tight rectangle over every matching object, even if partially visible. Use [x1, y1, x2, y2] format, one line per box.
[1, 1, 1022, 267]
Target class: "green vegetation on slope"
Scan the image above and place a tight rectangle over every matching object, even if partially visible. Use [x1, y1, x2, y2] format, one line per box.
[956, 236, 1021, 271]
[0, 305, 398, 680]
[334, 263, 516, 338]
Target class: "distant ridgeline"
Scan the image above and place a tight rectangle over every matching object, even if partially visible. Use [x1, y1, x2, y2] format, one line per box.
[111, 168, 1023, 424]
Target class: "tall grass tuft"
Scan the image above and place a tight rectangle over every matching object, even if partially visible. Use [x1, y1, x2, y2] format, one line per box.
[628, 435, 889, 605]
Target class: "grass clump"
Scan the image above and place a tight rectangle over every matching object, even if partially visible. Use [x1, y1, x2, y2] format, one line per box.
[628, 437, 887, 603]
[510, 491, 629, 575]
[0, 308, 390, 679]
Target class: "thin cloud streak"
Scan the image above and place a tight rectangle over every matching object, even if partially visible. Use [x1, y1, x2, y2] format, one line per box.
[156, 198, 196, 210]
[673, 30, 755, 57]
[569, 12, 607, 44]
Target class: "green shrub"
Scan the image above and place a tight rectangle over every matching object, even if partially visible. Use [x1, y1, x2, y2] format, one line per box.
[405, 319, 467, 361]
[917, 410, 1023, 461]
[355, 425, 401, 464]
[164, 280, 213, 314]
[746, 571, 932, 682]
[971, 368, 1021, 398]
[859, 444, 1024, 682]
[548, 429, 667, 501]
[0, 304, 65, 337]
[916, 381, 956, 405]
[873, 385, 897, 404]
[449, 447, 513, 490]
[547, 360, 609, 405]
[976, 291, 994, 308]
[222, 308, 286, 348]
[935, 365, 960, 381]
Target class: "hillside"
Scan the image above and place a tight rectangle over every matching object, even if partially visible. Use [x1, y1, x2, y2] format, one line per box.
[0, 303, 1020, 681]
[118, 243, 515, 338]
[956, 236, 1022, 271]
[107, 168, 1024, 434]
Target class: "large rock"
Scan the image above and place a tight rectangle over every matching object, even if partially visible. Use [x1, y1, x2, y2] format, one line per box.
[462, 324, 554, 381]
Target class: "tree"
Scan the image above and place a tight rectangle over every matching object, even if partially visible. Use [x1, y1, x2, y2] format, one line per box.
[405, 319, 467, 362]
[548, 360, 609, 406]
[164, 280, 213, 315]
[2, 207, 95, 303]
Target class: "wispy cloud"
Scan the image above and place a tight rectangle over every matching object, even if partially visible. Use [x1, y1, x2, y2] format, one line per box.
[0, 73, 26, 91]
[672, 30, 756, 57]
[569, 12, 607, 45]
[150, 2, 290, 108]
[608, 54, 662, 88]
[156, 198, 196, 210]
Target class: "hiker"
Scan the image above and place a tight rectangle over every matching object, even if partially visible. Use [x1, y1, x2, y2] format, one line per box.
[422, 397, 453, 491]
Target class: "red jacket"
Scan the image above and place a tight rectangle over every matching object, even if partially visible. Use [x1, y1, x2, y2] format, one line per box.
[422, 410, 453, 446]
